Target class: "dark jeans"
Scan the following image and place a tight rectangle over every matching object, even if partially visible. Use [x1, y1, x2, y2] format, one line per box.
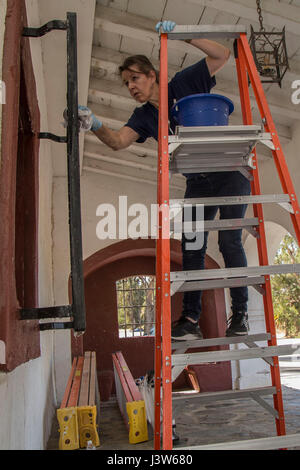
[181, 171, 251, 321]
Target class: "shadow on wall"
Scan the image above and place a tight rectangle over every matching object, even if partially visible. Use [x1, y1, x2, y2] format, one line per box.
[70, 238, 232, 400]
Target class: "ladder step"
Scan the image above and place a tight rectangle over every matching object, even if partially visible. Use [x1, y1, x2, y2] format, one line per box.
[171, 333, 271, 351]
[170, 194, 292, 209]
[171, 276, 265, 294]
[177, 433, 300, 450]
[169, 161, 254, 179]
[171, 334, 273, 383]
[166, 25, 247, 40]
[171, 344, 300, 367]
[171, 264, 300, 294]
[170, 162, 253, 174]
[170, 217, 259, 235]
[172, 386, 276, 404]
[170, 155, 254, 164]
[171, 125, 265, 139]
[171, 264, 300, 282]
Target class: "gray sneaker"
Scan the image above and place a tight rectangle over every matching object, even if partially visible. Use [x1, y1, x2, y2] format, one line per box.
[171, 317, 203, 341]
[226, 311, 249, 337]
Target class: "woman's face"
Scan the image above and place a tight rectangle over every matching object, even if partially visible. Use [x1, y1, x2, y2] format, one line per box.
[121, 66, 156, 103]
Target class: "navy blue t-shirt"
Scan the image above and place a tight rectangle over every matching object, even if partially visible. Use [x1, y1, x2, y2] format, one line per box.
[124, 58, 216, 143]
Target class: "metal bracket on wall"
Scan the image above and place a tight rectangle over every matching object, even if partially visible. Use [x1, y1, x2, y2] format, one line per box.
[21, 306, 73, 330]
[20, 13, 86, 333]
[39, 322, 74, 331]
[22, 20, 67, 37]
[38, 133, 67, 143]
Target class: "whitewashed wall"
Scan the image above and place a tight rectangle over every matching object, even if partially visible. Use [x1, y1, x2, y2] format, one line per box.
[0, 0, 96, 450]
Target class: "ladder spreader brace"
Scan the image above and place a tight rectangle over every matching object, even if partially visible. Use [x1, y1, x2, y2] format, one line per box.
[155, 25, 300, 450]
[21, 13, 86, 333]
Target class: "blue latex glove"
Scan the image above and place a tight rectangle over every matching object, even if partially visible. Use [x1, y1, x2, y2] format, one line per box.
[78, 105, 102, 132]
[63, 105, 102, 132]
[155, 20, 176, 33]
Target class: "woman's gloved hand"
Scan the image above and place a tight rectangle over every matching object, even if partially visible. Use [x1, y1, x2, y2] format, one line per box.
[63, 105, 102, 132]
[155, 20, 176, 33]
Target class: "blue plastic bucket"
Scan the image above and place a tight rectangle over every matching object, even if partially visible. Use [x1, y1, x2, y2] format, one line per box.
[171, 93, 234, 127]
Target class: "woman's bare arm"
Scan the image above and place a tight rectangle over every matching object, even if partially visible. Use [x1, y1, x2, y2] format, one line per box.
[186, 38, 231, 76]
[93, 125, 140, 150]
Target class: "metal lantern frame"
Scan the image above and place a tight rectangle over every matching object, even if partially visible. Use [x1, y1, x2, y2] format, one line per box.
[249, 26, 289, 87]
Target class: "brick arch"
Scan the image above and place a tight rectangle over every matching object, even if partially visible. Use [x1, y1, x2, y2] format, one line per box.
[71, 238, 232, 395]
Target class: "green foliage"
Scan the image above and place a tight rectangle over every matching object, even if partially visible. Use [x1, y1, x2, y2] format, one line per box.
[271, 234, 300, 337]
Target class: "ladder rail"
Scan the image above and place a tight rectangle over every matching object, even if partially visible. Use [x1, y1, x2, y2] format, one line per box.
[235, 36, 288, 436]
[239, 34, 300, 244]
[155, 31, 172, 450]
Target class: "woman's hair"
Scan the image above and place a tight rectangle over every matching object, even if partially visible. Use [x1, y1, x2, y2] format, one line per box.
[119, 55, 159, 83]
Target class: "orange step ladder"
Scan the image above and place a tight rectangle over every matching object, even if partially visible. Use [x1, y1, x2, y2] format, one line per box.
[155, 25, 300, 450]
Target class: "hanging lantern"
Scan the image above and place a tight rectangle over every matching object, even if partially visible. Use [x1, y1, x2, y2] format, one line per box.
[249, 0, 289, 87]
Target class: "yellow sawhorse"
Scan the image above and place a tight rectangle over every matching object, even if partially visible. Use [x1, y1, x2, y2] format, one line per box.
[112, 351, 148, 444]
[57, 351, 100, 450]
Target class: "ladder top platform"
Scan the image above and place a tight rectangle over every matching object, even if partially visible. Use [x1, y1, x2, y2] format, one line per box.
[169, 125, 268, 140]
[168, 125, 273, 165]
[165, 25, 247, 40]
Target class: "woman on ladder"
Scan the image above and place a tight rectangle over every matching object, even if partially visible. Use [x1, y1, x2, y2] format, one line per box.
[72, 20, 250, 340]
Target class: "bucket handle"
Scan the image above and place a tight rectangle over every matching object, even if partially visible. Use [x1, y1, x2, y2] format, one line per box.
[172, 105, 179, 124]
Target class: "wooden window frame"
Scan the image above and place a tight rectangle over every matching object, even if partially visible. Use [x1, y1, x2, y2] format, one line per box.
[0, 0, 40, 371]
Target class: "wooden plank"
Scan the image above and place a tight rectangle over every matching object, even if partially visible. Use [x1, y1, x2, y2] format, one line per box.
[68, 356, 84, 407]
[78, 352, 91, 406]
[60, 357, 77, 409]
[112, 352, 133, 403]
[89, 351, 97, 406]
[116, 351, 142, 402]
